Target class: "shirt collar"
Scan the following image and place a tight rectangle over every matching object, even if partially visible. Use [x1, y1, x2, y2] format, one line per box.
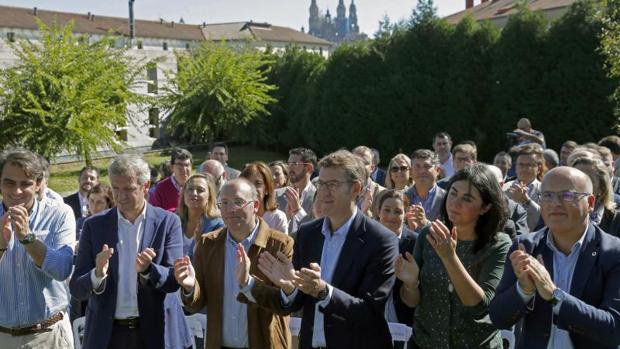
[170, 175, 181, 191]
[546, 223, 589, 256]
[226, 219, 260, 247]
[117, 201, 147, 226]
[321, 207, 358, 238]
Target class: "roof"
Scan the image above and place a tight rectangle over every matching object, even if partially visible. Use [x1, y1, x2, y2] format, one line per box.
[201, 21, 332, 46]
[0, 5, 206, 41]
[444, 0, 576, 24]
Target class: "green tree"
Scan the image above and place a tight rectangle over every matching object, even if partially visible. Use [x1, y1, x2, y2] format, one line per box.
[601, 0, 620, 125]
[161, 42, 277, 145]
[0, 20, 148, 163]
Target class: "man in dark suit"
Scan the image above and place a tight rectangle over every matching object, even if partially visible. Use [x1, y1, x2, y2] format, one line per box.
[70, 154, 192, 349]
[370, 148, 387, 187]
[489, 167, 620, 349]
[255, 150, 399, 349]
[63, 165, 99, 220]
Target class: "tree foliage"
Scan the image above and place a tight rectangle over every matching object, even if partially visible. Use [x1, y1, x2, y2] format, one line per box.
[0, 20, 148, 163]
[601, 0, 620, 122]
[160, 42, 277, 145]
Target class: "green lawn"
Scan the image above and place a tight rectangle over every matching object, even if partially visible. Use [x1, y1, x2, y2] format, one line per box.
[49, 146, 286, 196]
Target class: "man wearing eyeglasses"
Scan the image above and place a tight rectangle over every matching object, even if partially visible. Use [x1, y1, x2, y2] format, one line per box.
[276, 147, 317, 233]
[490, 166, 620, 348]
[175, 178, 294, 349]
[254, 150, 399, 348]
[149, 148, 192, 212]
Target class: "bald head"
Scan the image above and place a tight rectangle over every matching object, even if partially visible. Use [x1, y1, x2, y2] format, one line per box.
[221, 178, 258, 201]
[200, 159, 225, 178]
[517, 118, 531, 130]
[542, 166, 593, 194]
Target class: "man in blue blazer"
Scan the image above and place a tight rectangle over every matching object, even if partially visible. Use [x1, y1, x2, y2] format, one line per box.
[70, 154, 192, 349]
[489, 167, 620, 349]
[255, 150, 399, 349]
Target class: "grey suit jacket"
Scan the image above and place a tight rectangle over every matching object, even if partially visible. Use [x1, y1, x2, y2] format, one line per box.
[226, 165, 241, 179]
[276, 183, 316, 233]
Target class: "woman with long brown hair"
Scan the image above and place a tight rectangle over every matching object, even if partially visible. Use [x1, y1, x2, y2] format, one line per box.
[241, 162, 289, 233]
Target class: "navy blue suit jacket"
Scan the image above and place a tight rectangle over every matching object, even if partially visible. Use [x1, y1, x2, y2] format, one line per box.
[392, 227, 417, 326]
[489, 224, 620, 349]
[69, 204, 192, 349]
[63, 192, 82, 220]
[288, 211, 399, 349]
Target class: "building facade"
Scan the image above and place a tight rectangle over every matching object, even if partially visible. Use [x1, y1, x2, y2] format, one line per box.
[308, 0, 365, 44]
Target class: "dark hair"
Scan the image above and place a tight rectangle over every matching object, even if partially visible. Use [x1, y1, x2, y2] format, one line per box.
[79, 165, 100, 179]
[211, 142, 229, 153]
[433, 132, 452, 143]
[289, 147, 317, 168]
[598, 136, 620, 155]
[373, 189, 410, 218]
[0, 147, 45, 183]
[88, 183, 115, 209]
[440, 163, 507, 253]
[170, 148, 192, 165]
[411, 149, 440, 166]
[516, 143, 546, 181]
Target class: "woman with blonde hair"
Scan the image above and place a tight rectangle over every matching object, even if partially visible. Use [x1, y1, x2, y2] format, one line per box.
[241, 162, 289, 233]
[386, 153, 414, 191]
[571, 156, 620, 237]
[176, 173, 224, 259]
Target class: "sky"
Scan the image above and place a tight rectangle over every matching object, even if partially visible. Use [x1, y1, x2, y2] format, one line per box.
[0, 0, 466, 37]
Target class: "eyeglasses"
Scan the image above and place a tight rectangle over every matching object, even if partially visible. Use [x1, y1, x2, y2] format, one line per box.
[390, 166, 410, 173]
[538, 191, 590, 205]
[216, 199, 254, 210]
[287, 161, 309, 167]
[316, 180, 353, 192]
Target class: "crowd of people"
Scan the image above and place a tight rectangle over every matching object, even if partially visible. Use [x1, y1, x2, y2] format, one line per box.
[0, 117, 619, 349]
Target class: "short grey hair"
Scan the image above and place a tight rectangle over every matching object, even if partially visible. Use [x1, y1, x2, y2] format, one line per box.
[108, 154, 150, 185]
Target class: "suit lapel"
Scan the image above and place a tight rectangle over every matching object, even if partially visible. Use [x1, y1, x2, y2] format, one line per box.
[570, 225, 599, 298]
[247, 218, 269, 276]
[108, 209, 120, 285]
[306, 219, 325, 267]
[330, 212, 365, 287]
[139, 204, 157, 252]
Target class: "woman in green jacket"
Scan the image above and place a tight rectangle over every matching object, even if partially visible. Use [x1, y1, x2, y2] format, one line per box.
[396, 163, 512, 349]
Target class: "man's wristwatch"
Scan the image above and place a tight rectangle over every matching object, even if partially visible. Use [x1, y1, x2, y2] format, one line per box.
[18, 233, 36, 245]
[316, 285, 329, 301]
[549, 288, 564, 306]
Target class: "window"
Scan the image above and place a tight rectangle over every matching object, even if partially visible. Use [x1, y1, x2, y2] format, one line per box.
[185, 42, 190, 50]
[148, 108, 160, 138]
[137, 40, 143, 49]
[162, 42, 168, 51]
[146, 64, 158, 94]
[6, 32, 15, 43]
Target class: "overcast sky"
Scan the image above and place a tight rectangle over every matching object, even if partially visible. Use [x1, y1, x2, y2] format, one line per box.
[1, 0, 466, 37]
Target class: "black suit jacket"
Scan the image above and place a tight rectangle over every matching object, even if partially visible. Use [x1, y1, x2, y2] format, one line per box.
[63, 192, 82, 220]
[288, 211, 399, 349]
[392, 227, 417, 326]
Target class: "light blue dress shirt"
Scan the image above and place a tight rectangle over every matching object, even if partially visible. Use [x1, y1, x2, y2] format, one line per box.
[409, 184, 438, 215]
[222, 221, 259, 347]
[0, 199, 75, 327]
[517, 226, 588, 349]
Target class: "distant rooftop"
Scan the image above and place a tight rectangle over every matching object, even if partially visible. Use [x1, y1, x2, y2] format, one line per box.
[444, 0, 576, 25]
[0, 5, 330, 46]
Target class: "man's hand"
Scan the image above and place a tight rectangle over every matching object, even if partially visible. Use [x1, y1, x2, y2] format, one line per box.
[174, 256, 196, 292]
[258, 251, 296, 295]
[236, 243, 251, 288]
[527, 255, 556, 301]
[407, 205, 428, 230]
[135, 247, 156, 274]
[8, 205, 30, 241]
[294, 262, 327, 298]
[394, 251, 420, 287]
[510, 243, 536, 295]
[95, 244, 114, 278]
[1, 213, 11, 248]
[284, 187, 302, 219]
[360, 187, 374, 215]
[507, 182, 530, 204]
